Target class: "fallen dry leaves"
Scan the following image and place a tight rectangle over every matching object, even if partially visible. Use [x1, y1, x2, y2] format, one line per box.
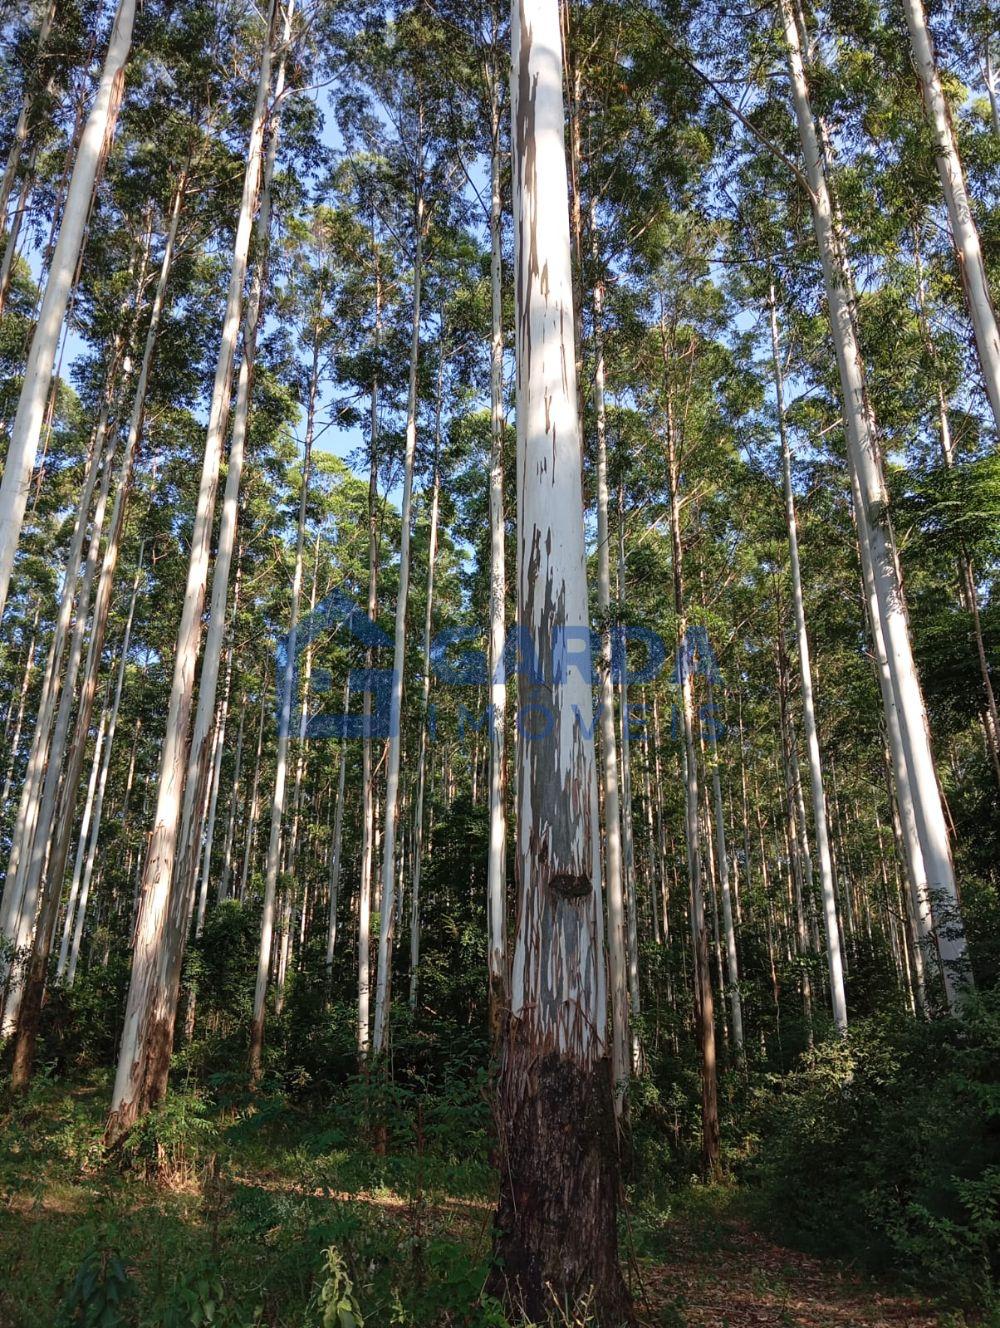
[636, 1215, 943, 1328]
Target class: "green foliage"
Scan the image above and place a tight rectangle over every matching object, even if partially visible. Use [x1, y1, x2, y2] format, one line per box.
[312, 1248, 364, 1328]
[745, 994, 1000, 1310]
[119, 1087, 220, 1181]
[162, 1258, 261, 1328]
[57, 1241, 134, 1328]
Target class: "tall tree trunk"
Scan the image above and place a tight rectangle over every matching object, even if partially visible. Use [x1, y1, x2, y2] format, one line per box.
[372, 179, 424, 1057]
[706, 678, 744, 1057]
[56, 695, 108, 980]
[239, 690, 268, 902]
[662, 344, 721, 1177]
[768, 283, 847, 1032]
[489, 5, 629, 1317]
[249, 344, 313, 1080]
[0, 141, 40, 322]
[0, 374, 117, 969]
[107, 2, 279, 1136]
[617, 494, 642, 1065]
[177, 0, 292, 1040]
[194, 638, 235, 935]
[486, 50, 509, 1045]
[10, 178, 182, 1081]
[912, 230, 1000, 787]
[901, 0, 1000, 432]
[779, 0, 973, 1005]
[0, 0, 57, 230]
[61, 550, 143, 985]
[592, 222, 629, 1111]
[325, 684, 350, 977]
[983, 40, 1000, 139]
[1, 600, 40, 809]
[0, 0, 137, 621]
[3, 406, 118, 1037]
[408, 333, 444, 1012]
[358, 255, 382, 1059]
[217, 699, 245, 904]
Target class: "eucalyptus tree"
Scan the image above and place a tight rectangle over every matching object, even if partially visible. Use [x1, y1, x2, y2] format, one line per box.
[774, 0, 974, 1006]
[334, 3, 470, 1058]
[767, 283, 848, 1032]
[109, 0, 285, 1135]
[897, 0, 1000, 433]
[489, 1, 630, 1318]
[0, 0, 137, 622]
[250, 198, 343, 1077]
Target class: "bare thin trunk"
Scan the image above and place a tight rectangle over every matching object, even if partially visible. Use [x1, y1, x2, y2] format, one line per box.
[902, 0, 1000, 431]
[408, 333, 444, 1012]
[372, 185, 425, 1056]
[250, 343, 312, 1079]
[768, 284, 847, 1031]
[64, 552, 143, 986]
[0, 0, 137, 620]
[592, 231, 629, 1109]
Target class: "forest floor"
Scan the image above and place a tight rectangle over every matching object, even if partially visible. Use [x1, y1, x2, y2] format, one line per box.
[0, 1073, 953, 1328]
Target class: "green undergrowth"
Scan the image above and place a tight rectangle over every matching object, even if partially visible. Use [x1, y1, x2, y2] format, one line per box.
[0, 1068, 505, 1328]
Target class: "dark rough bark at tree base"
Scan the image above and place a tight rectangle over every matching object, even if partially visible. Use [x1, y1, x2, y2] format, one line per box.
[489, 1045, 634, 1326]
[104, 1015, 174, 1144]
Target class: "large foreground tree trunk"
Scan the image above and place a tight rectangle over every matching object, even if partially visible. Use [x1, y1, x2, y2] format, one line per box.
[489, 4, 631, 1321]
[486, 47, 509, 1042]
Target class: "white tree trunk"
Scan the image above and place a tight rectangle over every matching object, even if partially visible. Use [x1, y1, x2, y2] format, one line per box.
[0, 0, 57, 227]
[177, 0, 291, 951]
[217, 701, 245, 904]
[408, 338, 444, 1012]
[491, 4, 625, 1312]
[592, 254, 629, 1109]
[109, 2, 279, 1132]
[372, 197, 424, 1056]
[1, 601, 40, 809]
[0, 398, 110, 959]
[0, 0, 136, 621]
[325, 684, 350, 973]
[901, 0, 1000, 431]
[250, 377, 312, 1078]
[3, 416, 117, 1039]
[25, 181, 183, 1040]
[486, 56, 509, 1040]
[194, 663, 231, 935]
[706, 680, 743, 1054]
[358, 263, 382, 1057]
[779, 0, 973, 1005]
[768, 284, 847, 1032]
[616, 492, 642, 1056]
[239, 690, 268, 902]
[56, 700, 108, 980]
[63, 552, 143, 985]
[664, 384, 720, 1177]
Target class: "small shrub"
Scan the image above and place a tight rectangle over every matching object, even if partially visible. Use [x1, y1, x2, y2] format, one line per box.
[57, 1241, 133, 1327]
[119, 1086, 219, 1183]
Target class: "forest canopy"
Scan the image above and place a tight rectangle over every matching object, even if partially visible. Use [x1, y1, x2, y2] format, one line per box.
[0, 0, 998, 1324]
